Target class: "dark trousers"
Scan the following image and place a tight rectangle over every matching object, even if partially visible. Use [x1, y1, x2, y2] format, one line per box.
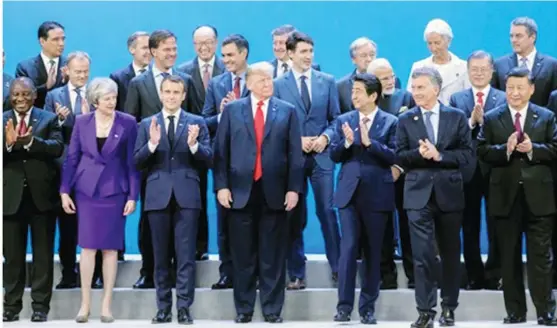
[57, 207, 78, 280]
[337, 186, 388, 315]
[3, 187, 56, 314]
[229, 181, 288, 316]
[217, 202, 233, 278]
[496, 187, 555, 316]
[148, 195, 198, 311]
[196, 169, 209, 255]
[407, 193, 462, 314]
[462, 166, 486, 283]
[288, 156, 340, 279]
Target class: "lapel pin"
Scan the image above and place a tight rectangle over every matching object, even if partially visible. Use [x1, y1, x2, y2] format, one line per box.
[114, 134, 119, 138]
[533, 114, 538, 118]
[413, 116, 419, 121]
[179, 123, 183, 126]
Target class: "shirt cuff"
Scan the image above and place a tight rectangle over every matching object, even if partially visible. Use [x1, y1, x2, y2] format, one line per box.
[393, 164, 404, 174]
[507, 151, 512, 161]
[322, 134, 330, 144]
[218, 113, 222, 123]
[527, 151, 533, 160]
[58, 119, 65, 126]
[23, 138, 34, 150]
[468, 117, 476, 130]
[148, 141, 158, 153]
[344, 140, 351, 149]
[189, 142, 199, 154]
[6, 143, 13, 152]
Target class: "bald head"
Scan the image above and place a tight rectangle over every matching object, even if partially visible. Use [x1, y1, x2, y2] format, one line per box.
[193, 25, 217, 61]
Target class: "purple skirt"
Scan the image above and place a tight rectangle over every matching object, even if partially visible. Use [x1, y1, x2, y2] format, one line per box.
[75, 191, 127, 250]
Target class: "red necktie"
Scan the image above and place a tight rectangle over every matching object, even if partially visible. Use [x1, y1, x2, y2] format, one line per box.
[18, 113, 28, 135]
[233, 77, 241, 99]
[514, 112, 523, 142]
[253, 101, 264, 181]
[476, 91, 484, 107]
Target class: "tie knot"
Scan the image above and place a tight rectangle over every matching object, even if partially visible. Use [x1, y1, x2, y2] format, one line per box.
[49, 59, 55, 66]
[204, 63, 210, 70]
[515, 112, 521, 119]
[521, 57, 528, 63]
[139, 68, 146, 74]
[18, 112, 26, 119]
[282, 62, 289, 69]
[362, 117, 370, 125]
[476, 91, 484, 98]
[424, 111, 433, 118]
[257, 101, 264, 108]
[300, 75, 307, 81]
[161, 72, 170, 78]
[75, 87, 81, 94]
[168, 115, 175, 122]
[235, 76, 241, 82]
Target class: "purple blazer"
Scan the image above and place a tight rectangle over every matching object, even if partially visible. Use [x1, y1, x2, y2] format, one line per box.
[60, 111, 139, 201]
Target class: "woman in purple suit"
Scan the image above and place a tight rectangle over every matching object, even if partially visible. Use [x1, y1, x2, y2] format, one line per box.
[60, 77, 139, 323]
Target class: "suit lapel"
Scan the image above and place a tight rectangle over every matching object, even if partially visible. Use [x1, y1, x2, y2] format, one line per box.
[29, 107, 42, 132]
[464, 89, 475, 115]
[173, 111, 188, 151]
[213, 59, 225, 77]
[157, 112, 170, 150]
[263, 98, 278, 141]
[220, 72, 232, 93]
[143, 71, 162, 109]
[498, 106, 515, 135]
[485, 88, 498, 112]
[86, 114, 101, 160]
[510, 54, 518, 69]
[530, 53, 544, 80]
[284, 72, 305, 110]
[436, 106, 449, 147]
[350, 110, 360, 144]
[272, 59, 278, 78]
[411, 108, 430, 143]
[191, 58, 206, 99]
[101, 112, 124, 157]
[36, 55, 48, 82]
[309, 70, 322, 115]
[523, 104, 539, 136]
[243, 98, 256, 141]
[369, 110, 385, 140]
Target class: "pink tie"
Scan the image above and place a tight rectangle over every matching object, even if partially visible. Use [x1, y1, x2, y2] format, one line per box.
[202, 64, 210, 90]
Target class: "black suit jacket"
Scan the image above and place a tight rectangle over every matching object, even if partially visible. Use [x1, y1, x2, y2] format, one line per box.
[492, 53, 557, 106]
[477, 103, 557, 217]
[15, 54, 67, 109]
[270, 58, 321, 78]
[110, 63, 141, 112]
[547, 90, 557, 114]
[3, 108, 64, 215]
[124, 68, 194, 122]
[337, 71, 402, 113]
[379, 89, 415, 117]
[177, 56, 226, 115]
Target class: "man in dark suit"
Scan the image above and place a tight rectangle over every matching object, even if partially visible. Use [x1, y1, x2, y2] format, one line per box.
[330, 73, 398, 325]
[134, 75, 212, 324]
[397, 67, 473, 328]
[478, 67, 557, 326]
[337, 38, 402, 114]
[274, 31, 341, 289]
[3, 77, 64, 322]
[110, 31, 151, 112]
[548, 90, 557, 113]
[214, 62, 303, 323]
[269, 24, 320, 78]
[491, 17, 557, 106]
[367, 57, 415, 289]
[3, 50, 14, 110]
[177, 25, 225, 263]
[201, 34, 250, 290]
[15, 21, 67, 109]
[125, 29, 194, 289]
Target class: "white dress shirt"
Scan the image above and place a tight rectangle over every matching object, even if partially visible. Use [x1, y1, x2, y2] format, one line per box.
[58, 82, 87, 126]
[251, 95, 269, 122]
[6, 108, 34, 151]
[151, 65, 173, 98]
[420, 103, 440, 142]
[40, 52, 59, 74]
[276, 59, 293, 78]
[517, 48, 537, 72]
[469, 85, 491, 129]
[198, 56, 216, 77]
[148, 108, 198, 154]
[291, 68, 313, 102]
[132, 62, 148, 77]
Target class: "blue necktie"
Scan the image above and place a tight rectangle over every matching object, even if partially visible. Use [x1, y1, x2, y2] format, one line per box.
[168, 115, 175, 148]
[300, 75, 311, 112]
[161, 72, 170, 79]
[520, 57, 529, 72]
[424, 111, 436, 144]
[74, 88, 82, 115]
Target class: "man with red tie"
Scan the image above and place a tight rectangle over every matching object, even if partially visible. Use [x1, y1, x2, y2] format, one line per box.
[213, 62, 303, 323]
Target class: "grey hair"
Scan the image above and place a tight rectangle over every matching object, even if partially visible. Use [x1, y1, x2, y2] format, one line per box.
[423, 18, 453, 43]
[467, 50, 494, 68]
[411, 66, 443, 90]
[66, 51, 91, 66]
[246, 61, 274, 80]
[511, 17, 538, 38]
[349, 37, 377, 59]
[367, 58, 393, 74]
[86, 77, 118, 106]
[127, 31, 150, 49]
[271, 24, 295, 37]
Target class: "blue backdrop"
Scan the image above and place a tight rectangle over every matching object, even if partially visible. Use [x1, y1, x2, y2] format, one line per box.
[4, 1, 557, 255]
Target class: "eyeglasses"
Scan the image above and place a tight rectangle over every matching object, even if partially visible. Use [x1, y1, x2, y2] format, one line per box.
[469, 67, 492, 74]
[194, 40, 216, 47]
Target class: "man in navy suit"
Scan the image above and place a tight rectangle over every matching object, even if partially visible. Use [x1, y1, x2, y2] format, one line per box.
[177, 25, 226, 263]
[367, 57, 415, 289]
[15, 21, 67, 109]
[548, 90, 557, 113]
[397, 67, 473, 328]
[134, 75, 212, 324]
[269, 25, 320, 78]
[3, 51, 14, 110]
[478, 67, 557, 325]
[110, 31, 151, 112]
[201, 34, 250, 290]
[449, 50, 506, 291]
[214, 62, 303, 323]
[492, 17, 557, 106]
[125, 29, 194, 289]
[330, 73, 398, 324]
[274, 31, 341, 289]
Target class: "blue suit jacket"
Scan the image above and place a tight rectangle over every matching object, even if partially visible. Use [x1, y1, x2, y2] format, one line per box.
[270, 58, 320, 78]
[134, 110, 212, 211]
[44, 85, 80, 141]
[3, 72, 14, 111]
[273, 69, 340, 170]
[547, 90, 557, 114]
[178, 56, 226, 116]
[15, 54, 67, 109]
[396, 104, 473, 212]
[110, 64, 140, 112]
[330, 109, 398, 211]
[492, 53, 557, 106]
[213, 96, 303, 210]
[201, 72, 250, 137]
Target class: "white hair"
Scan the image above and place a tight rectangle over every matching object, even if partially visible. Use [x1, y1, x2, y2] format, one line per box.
[246, 61, 274, 80]
[423, 18, 453, 42]
[349, 37, 377, 58]
[66, 51, 91, 66]
[367, 58, 393, 74]
[86, 77, 118, 106]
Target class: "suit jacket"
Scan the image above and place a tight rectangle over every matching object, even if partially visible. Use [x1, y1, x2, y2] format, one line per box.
[15, 54, 67, 109]
[134, 110, 212, 211]
[396, 104, 473, 212]
[214, 96, 303, 210]
[330, 109, 398, 210]
[270, 58, 321, 78]
[201, 72, 250, 136]
[547, 90, 557, 114]
[124, 68, 194, 122]
[337, 71, 402, 114]
[406, 52, 470, 105]
[3, 108, 64, 215]
[177, 56, 226, 116]
[492, 53, 557, 106]
[3, 72, 14, 111]
[378, 89, 415, 117]
[59, 111, 140, 202]
[477, 103, 557, 217]
[273, 69, 340, 170]
[110, 63, 143, 112]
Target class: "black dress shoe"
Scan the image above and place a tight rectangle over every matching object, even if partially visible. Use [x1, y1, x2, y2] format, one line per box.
[464, 280, 484, 290]
[538, 313, 557, 326]
[196, 252, 209, 261]
[439, 308, 455, 326]
[92, 277, 103, 289]
[30, 311, 48, 322]
[56, 277, 78, 289]
[117, 252, 125, 262]
[264, 314, 283, 323]
[486, 278, 503, 290]
[360, 311, 377, 324]
[133, 275, 155, 289]
[177, 308, 193, 325]
[380, 279, 398, 290]
[331, 272, 338, 283]
[333, 310, 350, 322]
[152, 309, 172, 324]
[503, 314, 526, 324]
[212, 276, 233, 289]
[3, 310, 19, 322]
[407, 279, 416, 289]
[411, 313, 434, 328]
[235, 313, 253, 323]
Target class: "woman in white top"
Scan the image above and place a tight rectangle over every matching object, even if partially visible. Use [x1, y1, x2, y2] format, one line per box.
[406, 18, 470, 105]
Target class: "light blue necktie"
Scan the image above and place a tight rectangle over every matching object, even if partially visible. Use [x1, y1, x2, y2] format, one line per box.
[520, 57, 529, 72]
[424, 111, 436, 144]
[74, 88, 82, 115]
